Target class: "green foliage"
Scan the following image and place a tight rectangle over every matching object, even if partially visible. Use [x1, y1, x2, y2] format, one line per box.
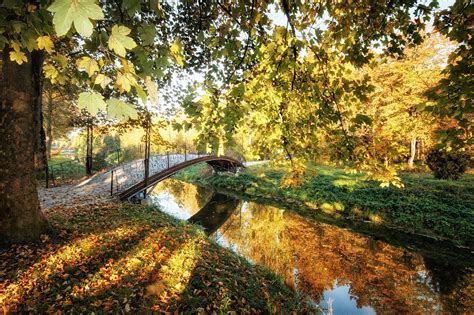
[48, 0, 104, 37]
[426, 148, 470, 180]
[77, 92, 106, 116]
[106, 99, 138, 121]
[429, 0, 473, 149]
[2, 0, 469, 174]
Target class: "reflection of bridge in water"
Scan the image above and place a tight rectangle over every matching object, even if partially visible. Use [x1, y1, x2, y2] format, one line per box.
[188, 193, 240, 235]
[110, 153, 244, 201]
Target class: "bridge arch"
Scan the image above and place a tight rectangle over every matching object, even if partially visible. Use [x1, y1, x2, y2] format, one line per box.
[117, 155, 244, 201]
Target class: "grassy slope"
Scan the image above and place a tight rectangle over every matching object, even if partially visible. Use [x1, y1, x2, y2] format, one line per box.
[48, 155, 85, 179]
[177, 163, 474, 247]
[0, 203, 306, 313]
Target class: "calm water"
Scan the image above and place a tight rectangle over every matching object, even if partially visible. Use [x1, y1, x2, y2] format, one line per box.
[145, 179, 473, 314]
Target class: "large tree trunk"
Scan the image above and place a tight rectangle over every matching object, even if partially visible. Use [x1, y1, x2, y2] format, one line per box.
[408, 138, 417, 169]
[0, 49, 48, 245]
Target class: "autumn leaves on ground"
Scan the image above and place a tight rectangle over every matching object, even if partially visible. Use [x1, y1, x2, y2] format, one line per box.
[0, 185, 304, 313]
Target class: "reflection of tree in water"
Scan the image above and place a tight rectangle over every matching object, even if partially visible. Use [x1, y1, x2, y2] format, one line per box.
[422, 257, 474, 313]
[218, 202, 473, 313]
[152, 179, 214, 212]
[217, 202, 295, 287]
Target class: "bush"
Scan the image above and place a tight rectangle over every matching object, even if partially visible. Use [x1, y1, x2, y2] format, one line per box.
[426, 149, 470, 180]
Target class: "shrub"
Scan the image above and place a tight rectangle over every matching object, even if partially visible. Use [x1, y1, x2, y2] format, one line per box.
[426, 149, 470, 180]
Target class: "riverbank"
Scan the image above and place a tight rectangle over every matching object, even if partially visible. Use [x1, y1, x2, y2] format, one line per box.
[0, 189, 306, 313]
[176, 163, 474, 249]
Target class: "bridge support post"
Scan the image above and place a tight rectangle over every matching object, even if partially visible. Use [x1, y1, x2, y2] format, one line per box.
[143, 114, 151, 198]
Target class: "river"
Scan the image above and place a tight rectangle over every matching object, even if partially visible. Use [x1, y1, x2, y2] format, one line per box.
[144, 179, 473, 314]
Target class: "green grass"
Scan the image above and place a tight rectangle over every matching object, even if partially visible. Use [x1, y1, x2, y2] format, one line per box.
[48, 155, 86, 181]
[175, 163, 474, 248]
[49, 155, 76, 164]
[0, 203, 306, 313]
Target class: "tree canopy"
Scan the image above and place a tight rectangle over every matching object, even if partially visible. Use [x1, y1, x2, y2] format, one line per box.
[0, 0, 471, 186]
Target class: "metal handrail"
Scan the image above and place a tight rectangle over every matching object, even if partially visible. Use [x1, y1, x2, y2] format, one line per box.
[109, 152, 209, 196]
[117, 155, 243, 200]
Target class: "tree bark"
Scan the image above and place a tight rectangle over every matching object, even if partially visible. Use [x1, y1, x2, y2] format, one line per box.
[408, 138, 417, 169]
[86, 124, 93, 175]
[46, 88, 53, 159]
[32, 56, 49, 188]
[0, 49, 48, 245]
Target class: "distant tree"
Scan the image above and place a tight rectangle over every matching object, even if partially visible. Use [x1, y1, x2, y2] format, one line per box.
[355, 34, 451, 171]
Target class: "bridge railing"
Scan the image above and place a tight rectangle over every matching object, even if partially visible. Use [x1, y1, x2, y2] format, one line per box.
[110, 152, 207, 195]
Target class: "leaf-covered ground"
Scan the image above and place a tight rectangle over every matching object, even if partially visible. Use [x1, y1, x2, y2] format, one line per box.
[176, 163, 474, 248]
[0, 185, 307, 313]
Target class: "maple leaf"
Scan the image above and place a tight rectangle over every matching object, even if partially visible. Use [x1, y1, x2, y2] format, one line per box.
[145, 76, 159, 105]
[95, 73, 112, 89]
[9, 50, 27, 65]
[108, 25, 137, 57]
[116, 72, 137, 93]
[77, 56, 99, 77]
[77, 91, 107, 116]
[107, 98, 138, 120]
[43, 64, 59, 80]
[48, 0, 104, 37]
[36, 35, 55, 53]
[169, 40, 184, 66]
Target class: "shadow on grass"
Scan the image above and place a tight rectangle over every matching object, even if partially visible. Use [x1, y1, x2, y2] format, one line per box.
[1, 204, 304, 313]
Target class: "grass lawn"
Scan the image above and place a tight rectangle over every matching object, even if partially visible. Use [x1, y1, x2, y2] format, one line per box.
[0, 203, 305, 313]
[176, 163, 474, 248]
[49, 155, 77, 164]
[47, 155, 86, 182]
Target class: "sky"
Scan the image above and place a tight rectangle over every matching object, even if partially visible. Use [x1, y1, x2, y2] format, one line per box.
[269, 0, 456, 27]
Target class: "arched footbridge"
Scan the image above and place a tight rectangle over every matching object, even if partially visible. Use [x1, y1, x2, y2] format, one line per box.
[109, 154, 244, 201]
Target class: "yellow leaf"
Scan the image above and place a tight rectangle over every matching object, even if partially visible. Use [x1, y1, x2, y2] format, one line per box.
[10, 41, 21, 52]
[94, 73, 112, 89]
[27, 4, 37, 12]
[121, 58, 135, 74]
[44, 64, 59, 80]
[116, 72, 137, 93]
[108, 25, 137, 57]
[9, 50, 27, 65]
[107, 98, 138, 120]
[145, 76, 159, 105]
[169, 40, 184, 66]
[54, 54, 68, 67]
[77, 56, 99, 77]
[37, 36, 55, 53]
